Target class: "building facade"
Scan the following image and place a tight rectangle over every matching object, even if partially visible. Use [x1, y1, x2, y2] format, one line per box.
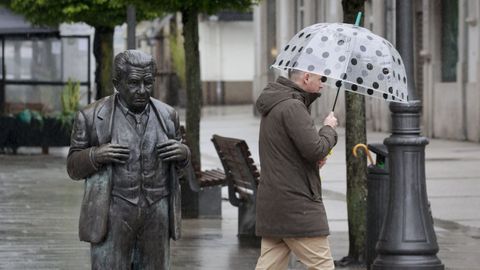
[127, 12, 255, 106]
[199, 12, 254, 105]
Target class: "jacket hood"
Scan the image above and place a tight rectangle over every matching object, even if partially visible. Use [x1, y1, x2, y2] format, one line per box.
[256, 76, 321, 116]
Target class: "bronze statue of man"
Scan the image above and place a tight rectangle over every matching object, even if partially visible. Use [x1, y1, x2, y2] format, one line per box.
[67, 50, 189, 269]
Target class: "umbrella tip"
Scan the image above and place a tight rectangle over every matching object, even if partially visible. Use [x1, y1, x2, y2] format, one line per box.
[355, 12, 362, 26]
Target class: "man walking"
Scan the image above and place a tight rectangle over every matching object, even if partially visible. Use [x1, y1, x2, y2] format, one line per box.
[67, 50, 189, 269]
[255, 69, 338, 270]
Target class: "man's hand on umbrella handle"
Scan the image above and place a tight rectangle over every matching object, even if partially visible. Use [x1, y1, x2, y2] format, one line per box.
[323, 112, 338, 129]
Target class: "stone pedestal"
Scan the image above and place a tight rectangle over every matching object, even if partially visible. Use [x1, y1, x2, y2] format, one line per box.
[181, 185, 222, 219]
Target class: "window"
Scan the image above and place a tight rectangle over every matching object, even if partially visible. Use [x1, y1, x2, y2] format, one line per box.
[440, 0, 458, 82]
[0, 37, 91, 114]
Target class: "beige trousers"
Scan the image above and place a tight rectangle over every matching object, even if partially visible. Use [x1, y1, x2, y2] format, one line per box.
[255, 236, 334, 270]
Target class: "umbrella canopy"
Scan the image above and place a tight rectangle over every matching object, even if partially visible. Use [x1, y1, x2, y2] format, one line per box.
[271, 23, 409, 103]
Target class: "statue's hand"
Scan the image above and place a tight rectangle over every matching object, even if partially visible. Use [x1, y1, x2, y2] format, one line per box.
[93, 143, 130, 165]
[157, 139, 188, 162]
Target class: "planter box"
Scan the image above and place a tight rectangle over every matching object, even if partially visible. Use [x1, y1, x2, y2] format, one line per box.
[43, 117, 71, 147]
[0, 116, 16, 148]
[15, 118, 43, 146]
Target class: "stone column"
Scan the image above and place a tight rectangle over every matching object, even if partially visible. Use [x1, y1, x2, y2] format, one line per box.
[253, 0, 279, 115]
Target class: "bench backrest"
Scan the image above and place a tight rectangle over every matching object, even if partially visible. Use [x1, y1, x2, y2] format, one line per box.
[211, 134, 260, 206]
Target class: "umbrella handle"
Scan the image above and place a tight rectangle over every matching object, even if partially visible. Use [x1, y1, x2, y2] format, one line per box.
[331, 85, 341, 112]
[352, 143, 374, 165]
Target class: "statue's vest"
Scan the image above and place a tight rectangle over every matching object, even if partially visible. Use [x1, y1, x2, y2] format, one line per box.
[111, 108, 169, 205]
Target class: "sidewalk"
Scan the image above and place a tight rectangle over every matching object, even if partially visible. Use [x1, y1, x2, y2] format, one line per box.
[0, 105, 479, 269]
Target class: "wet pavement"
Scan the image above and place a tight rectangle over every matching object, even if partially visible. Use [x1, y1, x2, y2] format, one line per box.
[0, 154, 351, 270]
[1, 105, 480, 269]
[0, 155, 89, 270]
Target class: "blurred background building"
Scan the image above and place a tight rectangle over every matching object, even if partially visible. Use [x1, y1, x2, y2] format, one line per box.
[116, 11, 254, 107]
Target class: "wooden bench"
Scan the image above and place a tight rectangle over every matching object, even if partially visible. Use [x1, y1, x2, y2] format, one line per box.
[179, 126, 226, 218]
[184, 160, 226, 192]
[211, 134, 260, 238]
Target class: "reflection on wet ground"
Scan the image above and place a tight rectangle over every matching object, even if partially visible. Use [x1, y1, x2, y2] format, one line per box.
[0, 154, 346, 270]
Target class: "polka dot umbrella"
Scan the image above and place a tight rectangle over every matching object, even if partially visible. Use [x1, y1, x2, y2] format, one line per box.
[271, 22, 409, 108]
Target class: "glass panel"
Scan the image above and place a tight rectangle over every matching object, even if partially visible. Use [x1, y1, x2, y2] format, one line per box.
[441, 0, 458, 82]
[5, 84, 88, 115]
[1, 36, 91, 116]
[3, 37, 89, 83]
[62, 37, 89, 82]
[79, 85, 89, 107]
[4, 39, 63, 81]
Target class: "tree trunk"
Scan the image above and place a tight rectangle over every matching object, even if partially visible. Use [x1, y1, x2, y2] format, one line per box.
[93, 26, 114, 99]
[341, 0, 367, 264]
[181, 8, 202, 170]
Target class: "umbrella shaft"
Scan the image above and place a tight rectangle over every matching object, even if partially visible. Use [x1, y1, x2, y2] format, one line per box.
[332, 85, 341, 112]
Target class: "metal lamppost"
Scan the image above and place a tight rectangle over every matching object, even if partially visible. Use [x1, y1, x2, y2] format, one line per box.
[372, 0, 444, 269]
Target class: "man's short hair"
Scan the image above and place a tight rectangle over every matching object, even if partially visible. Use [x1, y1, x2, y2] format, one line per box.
[288, 69, 305, 81]
[113, 50, 157, 82]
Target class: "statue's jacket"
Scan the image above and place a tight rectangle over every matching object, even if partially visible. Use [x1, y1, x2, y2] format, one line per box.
[66, 94, 186, 243]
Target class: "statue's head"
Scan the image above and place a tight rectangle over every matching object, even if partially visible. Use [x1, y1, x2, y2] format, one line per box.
[113, 50, 157, 113]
